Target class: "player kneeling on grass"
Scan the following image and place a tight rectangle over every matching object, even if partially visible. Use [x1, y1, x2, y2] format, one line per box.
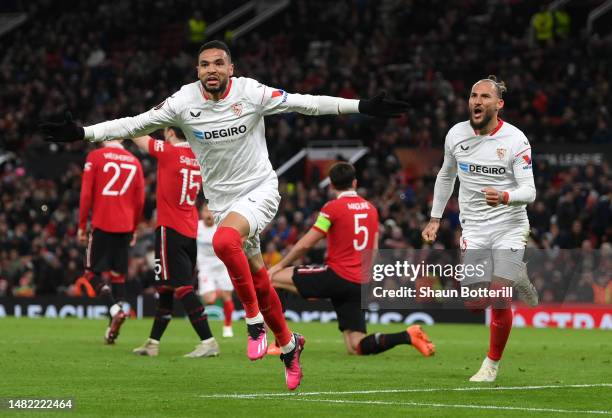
[421, 76, 538, 382]
[128, 128, 219, 358]
[197, 205, 235, 338]
[269, 162, 435, 357]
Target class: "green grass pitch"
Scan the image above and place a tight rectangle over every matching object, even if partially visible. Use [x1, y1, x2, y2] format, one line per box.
[0, 318, 610, 417]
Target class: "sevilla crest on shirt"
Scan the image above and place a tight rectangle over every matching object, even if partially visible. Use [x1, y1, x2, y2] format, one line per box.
[231, 102, 243, 117]
[496, 148, 507, 160]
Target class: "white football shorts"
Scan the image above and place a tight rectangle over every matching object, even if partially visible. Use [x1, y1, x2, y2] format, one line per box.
[459, 218, 529, 285]
[198, 262, 234, 294]
[211, 181, 281, 258]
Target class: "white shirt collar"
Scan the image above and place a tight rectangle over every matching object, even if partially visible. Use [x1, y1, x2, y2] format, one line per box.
[337, 190, 358, 199]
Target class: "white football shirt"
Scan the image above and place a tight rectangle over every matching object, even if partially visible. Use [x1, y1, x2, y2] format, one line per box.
[431, 119, 534, 223]
[83, 77, 359, 211]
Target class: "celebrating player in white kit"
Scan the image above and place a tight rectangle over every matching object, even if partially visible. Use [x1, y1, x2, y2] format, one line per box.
[421, 76, 538, 382]
[40, 40, 408, 390]
[197, 204, 235, 338]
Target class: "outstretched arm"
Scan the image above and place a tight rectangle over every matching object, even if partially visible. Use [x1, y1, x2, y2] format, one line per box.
[258, 85, 409, 118]
[40, 96, 180, 143]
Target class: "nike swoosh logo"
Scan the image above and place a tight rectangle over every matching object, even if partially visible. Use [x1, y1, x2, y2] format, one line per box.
[523, 141, 529, 145]
[460, 145, 469, 151]
[248, 198, 256, 203]
[190, 111, 201, 117]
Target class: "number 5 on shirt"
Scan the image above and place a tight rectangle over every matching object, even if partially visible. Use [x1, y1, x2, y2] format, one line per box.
[353, 213, 369, 251]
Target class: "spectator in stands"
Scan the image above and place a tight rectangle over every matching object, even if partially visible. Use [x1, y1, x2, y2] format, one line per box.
[188, 10, 206, 46]
[269, 215, 298, 247]
[262, 242, 282, 268]
[530, 6, 554, 46]
[0, 278, 9, 297]
[553, 8, 571, 40]
[13, 270, 35, 297]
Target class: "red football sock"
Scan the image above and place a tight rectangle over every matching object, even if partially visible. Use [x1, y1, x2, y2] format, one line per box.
[252, 267, 292, 346]
[212, 226, 260, 318]
[488, 307, 513, 361]
[223, 299, 234, 326]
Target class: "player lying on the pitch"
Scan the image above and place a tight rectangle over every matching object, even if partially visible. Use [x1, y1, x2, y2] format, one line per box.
[269, 162, 435, 357]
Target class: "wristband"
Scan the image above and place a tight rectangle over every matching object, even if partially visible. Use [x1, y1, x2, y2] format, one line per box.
[501, 191, 509, 205]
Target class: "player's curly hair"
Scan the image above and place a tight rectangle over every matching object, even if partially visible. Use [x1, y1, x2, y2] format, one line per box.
[481, 75, 507, 98]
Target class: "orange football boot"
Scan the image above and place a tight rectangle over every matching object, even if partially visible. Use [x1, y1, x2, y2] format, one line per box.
[407, 325, 435, 356]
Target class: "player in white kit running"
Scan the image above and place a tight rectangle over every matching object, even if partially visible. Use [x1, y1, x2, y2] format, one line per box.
[197, 204, 235, 338]
[40, 40, 408, 390]
[421, 76, 538, 382]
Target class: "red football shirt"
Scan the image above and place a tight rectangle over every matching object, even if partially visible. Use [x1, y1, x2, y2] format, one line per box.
[312, 191, 379, 283]
[79, 144, 145, 233]
[149, 139, 201, 238]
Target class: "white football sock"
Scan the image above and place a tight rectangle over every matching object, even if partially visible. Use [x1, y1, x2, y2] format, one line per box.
[245, 312, 264, 325]
[281, 334, 296, 354]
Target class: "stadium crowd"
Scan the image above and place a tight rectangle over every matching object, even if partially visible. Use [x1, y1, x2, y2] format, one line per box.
[0, 0, 610, 302]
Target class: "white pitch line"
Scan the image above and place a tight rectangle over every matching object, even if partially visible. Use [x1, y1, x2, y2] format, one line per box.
[265, 397, 612, 415]
[199, 382, 612, 399]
